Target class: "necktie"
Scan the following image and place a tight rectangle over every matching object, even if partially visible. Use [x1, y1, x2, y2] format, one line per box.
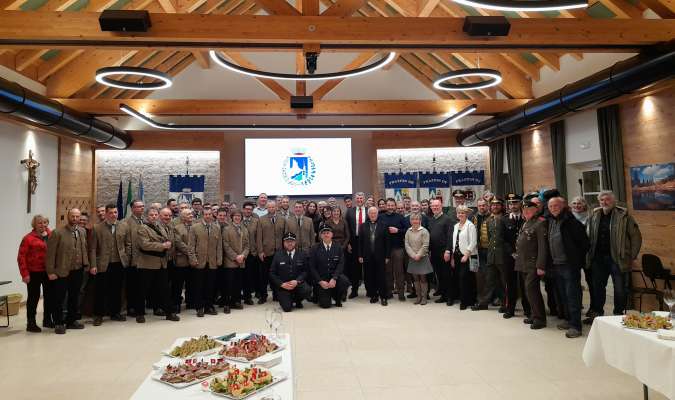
[358, 207, 363, 226]
[326, 244, 330, 252]
[272, 216, 276, 226]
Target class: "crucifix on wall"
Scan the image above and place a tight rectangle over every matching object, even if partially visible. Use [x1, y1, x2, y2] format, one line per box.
[20, 149, 40, 213]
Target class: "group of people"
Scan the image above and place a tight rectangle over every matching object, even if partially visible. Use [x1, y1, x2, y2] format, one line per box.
[16, 187, 641, 339]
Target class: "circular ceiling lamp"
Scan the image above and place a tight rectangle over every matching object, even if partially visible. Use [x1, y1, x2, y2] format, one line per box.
[452, 0, 587, 11]
[433, 68, 502, 91]
[209, 51, 397, 81]
[95, 67, 173, 90]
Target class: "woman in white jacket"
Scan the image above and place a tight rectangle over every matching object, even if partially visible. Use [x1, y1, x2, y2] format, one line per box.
[445, 205, 478, 310]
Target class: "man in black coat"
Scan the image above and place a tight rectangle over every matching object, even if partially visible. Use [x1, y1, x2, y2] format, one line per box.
[547, 197, 590, 339]
[345, 192, 368, 298]
[379, 198, 408, 301]
[269, 232, 312, 312]
[308, 227, 350, 308]
[428, 199, 453, 305]
[358, 206, 391, 306]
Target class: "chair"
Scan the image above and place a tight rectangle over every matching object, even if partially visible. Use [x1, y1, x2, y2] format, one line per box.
[631, 254, 671, 312]
[0, 280, 10, 328]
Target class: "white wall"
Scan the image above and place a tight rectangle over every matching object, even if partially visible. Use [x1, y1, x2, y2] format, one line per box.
[0, 121, 58, 299]
[563, 109, 602, 199]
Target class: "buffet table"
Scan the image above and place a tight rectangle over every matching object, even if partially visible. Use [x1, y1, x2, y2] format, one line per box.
[130, 333, 293, 400]
[582, 316, 675, 400]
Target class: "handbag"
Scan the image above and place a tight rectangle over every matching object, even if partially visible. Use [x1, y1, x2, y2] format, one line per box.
[469, 256, 479, 272]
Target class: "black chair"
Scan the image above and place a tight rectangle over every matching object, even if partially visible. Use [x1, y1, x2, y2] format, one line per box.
[631, 254, 671, 312]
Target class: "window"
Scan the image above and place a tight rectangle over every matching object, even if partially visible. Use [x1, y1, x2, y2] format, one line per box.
[582, 168, 604, 208]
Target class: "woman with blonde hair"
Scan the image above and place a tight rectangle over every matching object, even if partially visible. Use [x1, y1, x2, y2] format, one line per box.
[404, 213, 433, 305]
[447, 205, 478, 310]
[17, 214, 52, 332]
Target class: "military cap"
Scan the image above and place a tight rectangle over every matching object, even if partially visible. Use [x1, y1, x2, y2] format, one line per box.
[319, 225, 333, 234]
[523, 192, 540, 201]
[506, 193, 523, 202]
[452, 189, 465, 198]
[522, 200, 538, 208]
[282, 232, 297, 241]
[490, 197, 504, 204]
[542, 188, 561, 202]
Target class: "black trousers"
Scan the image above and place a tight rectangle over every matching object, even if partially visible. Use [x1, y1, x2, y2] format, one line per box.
[315, 275, 350, 308]
[204, 268, 218, 309]
[453, 253, 476, 307]
[431, 251, 449, 299]
[517, 271, 532, 316]
[544, 274, 562, 318]
[277, 282, 312, 312]
[524, 270, 546, 323]
[136, 268, 171, 316]
[222, 268, 242, 306]
[363, 255, 388, 299]
[94, 262, 124, 317]
[498, 258, 518, 313]
[26, 271, 48, 322]
[169, 266, 190, 312]
[345, 241, 362, 290]
[189, 268, 206, 310]
[48, 269, 83, 326]
[124, 266, 138, 314]
[243, 255, 260, 300]
[259, 257, 273, 300]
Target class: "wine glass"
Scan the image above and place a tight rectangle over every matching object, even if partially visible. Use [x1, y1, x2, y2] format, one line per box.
[664, 289, 675, 320]
[264, 308, 274, 334]
[271, 308, 283, 339]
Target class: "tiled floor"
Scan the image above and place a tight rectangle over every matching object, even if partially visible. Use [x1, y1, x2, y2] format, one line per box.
[0, 296, 666, 400]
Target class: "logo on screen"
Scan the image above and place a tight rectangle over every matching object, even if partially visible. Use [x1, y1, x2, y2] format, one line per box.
[282, 148, 316, 186]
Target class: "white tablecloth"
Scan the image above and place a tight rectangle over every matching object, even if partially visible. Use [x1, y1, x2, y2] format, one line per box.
[130, 333, 293, 400]
[583, 316, 675, 399]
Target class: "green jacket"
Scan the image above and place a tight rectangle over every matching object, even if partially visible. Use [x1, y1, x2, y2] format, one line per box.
[587, 206, 642, 272]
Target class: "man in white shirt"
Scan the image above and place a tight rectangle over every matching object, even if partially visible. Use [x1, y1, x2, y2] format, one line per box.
[253, 193, 268, 217]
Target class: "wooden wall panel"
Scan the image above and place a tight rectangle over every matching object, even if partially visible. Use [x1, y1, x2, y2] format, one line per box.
[521, 127, 555, 193]
[56, 138, 95, 227]
[620, 88, 675, 271]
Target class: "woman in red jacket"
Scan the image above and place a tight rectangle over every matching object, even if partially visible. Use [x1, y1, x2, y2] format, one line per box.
[17, 214, 51, 332]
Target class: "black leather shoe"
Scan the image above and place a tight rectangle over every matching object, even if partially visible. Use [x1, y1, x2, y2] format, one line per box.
[27, 322, 42, 333]
[406, 292, 417, 299]
[460, 305, 467, 310]
[295, 302, 304, 309]
[335, 301, 343, 307]
[446, 300, 454, 307]
[471, 304, 488, 311]
[66, 321, 85, 329]
[523, 318, 534, 324]
[530, 321, 546, 330]
[258, 298, 267, 305]
[381, 298, 388, 306]
[370, 297, 379, 304]
[498, 306, 506, 313]
[153, 309, 166, 317]
[434, 297, 447, 304]
[244, 298, 254, 306]
[166, 313, 180, 322]
[232, 303, 243, 310]
[55, 325, 66, 334]
[93, 316, 103, 326]
[197, 309, 205, 317]
[206, 307, 218, 316]
[223, 306, 231, 314]
[127, 309, 136, 318]
[503, 312, 514, 319]
[136, 316, 145, 323]
[110, 314, 126, 321]
[43, 320, 54, 329]
[348, 290, 358, 299]
[398, 293, 406, 301]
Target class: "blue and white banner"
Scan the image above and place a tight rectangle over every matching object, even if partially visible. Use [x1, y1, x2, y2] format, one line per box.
[450, 170, 485, 207]
[169, 175, 205, 204]
[419, 172, 451, 207]
[384, 172, 418, 202]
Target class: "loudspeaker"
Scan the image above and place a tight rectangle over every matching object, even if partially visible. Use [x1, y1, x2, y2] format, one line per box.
[99, 10, 152, 32]
[462, 16, 510, 37]
[290, 96, 314, 109]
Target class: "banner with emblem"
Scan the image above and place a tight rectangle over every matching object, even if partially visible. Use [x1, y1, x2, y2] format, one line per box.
[384, 172, 418, 202]
[450, 170, 485, 207]
[418, 172, 451, 206]
[169, 175, 205, 204]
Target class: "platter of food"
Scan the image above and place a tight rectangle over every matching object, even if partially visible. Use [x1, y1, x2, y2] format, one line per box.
[162, 335, 222, 359]
[622, 313, 673, 332]
[152, 358, 231, 388]
[218, 334, 285, 363]
[205, 366, 287, 399]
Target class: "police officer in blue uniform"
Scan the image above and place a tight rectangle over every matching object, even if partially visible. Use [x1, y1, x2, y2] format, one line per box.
[308, 226, 351, 308]
[269, 232, 312, 312]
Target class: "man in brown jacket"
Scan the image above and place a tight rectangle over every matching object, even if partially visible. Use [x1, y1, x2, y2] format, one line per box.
[171, 208, 197, 313]
[256, 200, 286, 304]
[222, 210, 250, 313]
[46, 208, 89, 334]
[189, 208, 223, 316]
[135, 207, 179, 323]
[241, 202, 259, 305]
[160, 207, 194, 315]
[284, 201, 316, 253]
[90, 204, 128, 326]
[120, 199, 144, 317]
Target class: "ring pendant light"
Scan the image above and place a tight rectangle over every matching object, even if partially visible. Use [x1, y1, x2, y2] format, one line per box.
[119, 103, 477, 131]
[451, 0, 588, 12]
[95, 67, 173, 90]
[209, 51, 397, 81]
[433, 69, 503, 91]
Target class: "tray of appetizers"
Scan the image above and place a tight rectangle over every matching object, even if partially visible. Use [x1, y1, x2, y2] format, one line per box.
[217, 334, 285, 363]
[204, 366, 287, 399]
[622, 313, 673, 332]
[162, 335, 222, 359]
[152, 357, 231, 389]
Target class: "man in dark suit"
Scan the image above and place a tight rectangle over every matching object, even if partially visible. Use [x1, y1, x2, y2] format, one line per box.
[308, 226, 350, 308]
[345, 192, 367, 298]
[428, 198, 453, 305]
[358, 207, 391, 306]
[503, 193, 528, 319]
[269, 232, 312, 312]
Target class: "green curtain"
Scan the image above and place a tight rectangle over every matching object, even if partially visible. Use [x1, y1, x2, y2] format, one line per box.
[505, 135, 523, 195]
[549, 120, 568, 198]
[489, 140, 505, 197]
[597, 104, 626, 203]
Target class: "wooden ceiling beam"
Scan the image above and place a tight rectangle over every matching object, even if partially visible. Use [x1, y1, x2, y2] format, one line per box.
[157, 0, 177, 12]
[15, 49, 49, 71]
[418, 0, 440, 16]
[0, 0, 26, 9]
[639, 0, 675, 18]
[37, 49, 83, 81]
[222, 52, 292, 100]
[500, 53, 540, 82]
[255, 0, 301, 14]
[598, 0, 644, 18]
[57, 98, 530, 115]
[399, 54, 458, 100]
[533, 52, 560, 71]
[311, 52, 376, 99]
[320, 0, 366, 15]
[1, 13, 672, 51]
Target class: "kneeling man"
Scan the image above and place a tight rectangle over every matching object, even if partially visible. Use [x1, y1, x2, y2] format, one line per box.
[308, 226, 350, 308]
[269, 232, 311, 312]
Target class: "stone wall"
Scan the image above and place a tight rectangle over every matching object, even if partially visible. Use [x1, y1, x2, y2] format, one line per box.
[96, 150, 220, 205]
